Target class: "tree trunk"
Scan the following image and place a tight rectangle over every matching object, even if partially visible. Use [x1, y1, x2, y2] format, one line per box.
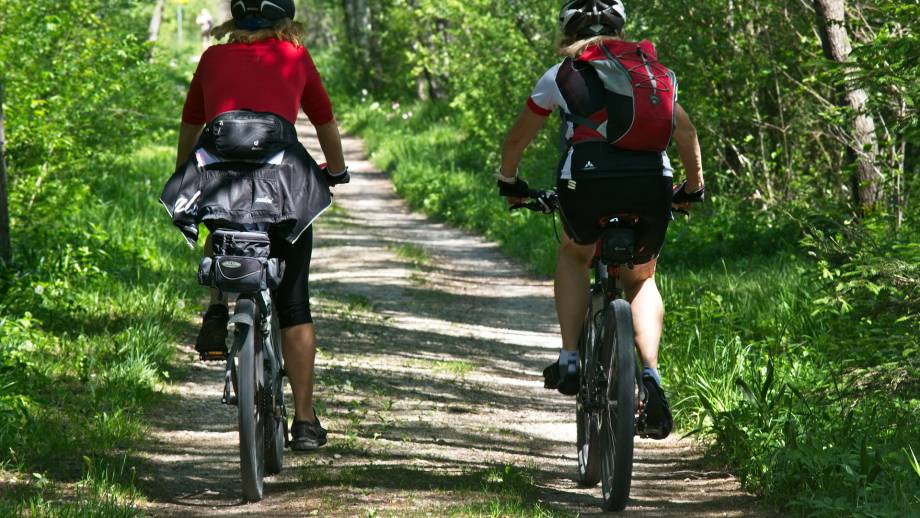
[341, 0, 372, 49]
[813, 0, 883, 212]
[148, 0, 166, 42]
[341, 0, 374, 83]
[0, 80, 11, 262]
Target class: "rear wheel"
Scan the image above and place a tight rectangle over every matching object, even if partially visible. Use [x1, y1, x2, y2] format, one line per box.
[576, 305, 602, 486]
[599, 299, 636, 511]
[264, 312, 285, 476]
[235, 298, 265, 502]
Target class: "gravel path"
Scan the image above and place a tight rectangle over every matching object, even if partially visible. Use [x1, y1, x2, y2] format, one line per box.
[136, 123, 768, 517]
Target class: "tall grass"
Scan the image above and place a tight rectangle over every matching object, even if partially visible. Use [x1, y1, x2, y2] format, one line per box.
[0, 144, 198, 511]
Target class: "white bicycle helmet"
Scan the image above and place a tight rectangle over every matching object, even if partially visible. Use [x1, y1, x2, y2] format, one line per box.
[559, 0, 627, 38]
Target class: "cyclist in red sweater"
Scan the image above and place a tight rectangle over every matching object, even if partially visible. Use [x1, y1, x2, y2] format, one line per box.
[174, 0, 347, 451]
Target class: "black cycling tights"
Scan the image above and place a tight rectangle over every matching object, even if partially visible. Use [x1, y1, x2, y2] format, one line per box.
[270, 226, 314, 328]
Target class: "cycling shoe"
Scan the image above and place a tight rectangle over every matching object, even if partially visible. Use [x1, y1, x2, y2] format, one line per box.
[196, 304, 229, 361]
[639, 374, 673, 439]
[290, 413, 328, 451]
[543, 360, 579, 396]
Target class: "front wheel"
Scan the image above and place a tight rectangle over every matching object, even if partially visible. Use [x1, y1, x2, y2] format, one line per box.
[235, 298, 265, 502]
[599, 299, 636, 511]
[576, 305, 602, 486]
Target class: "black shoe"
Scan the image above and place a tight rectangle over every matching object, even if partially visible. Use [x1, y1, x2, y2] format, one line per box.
[196, 304, 229, 361]
[639, 374, 673, 440]
[543, 360, 579, 396]
[290, 413, 327, 451]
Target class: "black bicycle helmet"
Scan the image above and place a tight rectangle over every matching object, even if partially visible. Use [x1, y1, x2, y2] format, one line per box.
[559, 0, 627, 38]
[231, 0, 295, 29]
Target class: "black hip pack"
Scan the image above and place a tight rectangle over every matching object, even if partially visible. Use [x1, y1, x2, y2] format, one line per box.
[202, 110, 298, 160]
[198, 230, 285, 293]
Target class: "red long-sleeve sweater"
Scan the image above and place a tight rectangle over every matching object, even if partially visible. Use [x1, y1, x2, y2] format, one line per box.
[181, 38, 333, 126]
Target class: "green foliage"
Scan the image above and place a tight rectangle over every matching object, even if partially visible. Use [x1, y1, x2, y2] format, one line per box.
[0, 1, 173, 220]
[0, 0, 200, 512]
[0, 456, 142, 517]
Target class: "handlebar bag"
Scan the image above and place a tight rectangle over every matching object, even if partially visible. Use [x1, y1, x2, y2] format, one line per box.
[197, 230, 285, 293]
[201, 110, 298, 160]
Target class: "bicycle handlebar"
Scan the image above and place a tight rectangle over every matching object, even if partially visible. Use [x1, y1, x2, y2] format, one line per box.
[509, 190, 559, 214]
[509, 184, 704, 217]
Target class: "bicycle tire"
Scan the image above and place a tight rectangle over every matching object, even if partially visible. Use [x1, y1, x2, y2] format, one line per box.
[235, 298, 265, 502]
[264, 311, 285, 476]
[576, 303, 602, 486]
[599, 298, 636, 511]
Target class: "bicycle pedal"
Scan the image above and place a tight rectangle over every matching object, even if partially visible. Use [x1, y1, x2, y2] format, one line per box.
[199, 351, 228, 362]
[222, 395, 238, 406]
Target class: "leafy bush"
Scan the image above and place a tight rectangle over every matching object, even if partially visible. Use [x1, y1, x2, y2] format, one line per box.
[0, 0, 198, 511]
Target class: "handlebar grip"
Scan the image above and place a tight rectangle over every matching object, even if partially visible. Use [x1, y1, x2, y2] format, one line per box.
[672, 181, 705, 204]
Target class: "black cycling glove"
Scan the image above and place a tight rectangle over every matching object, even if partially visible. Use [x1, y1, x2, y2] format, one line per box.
[323, 166, 351, 186]
[497, 176, 531, 198]
[672, 181, 705, 204]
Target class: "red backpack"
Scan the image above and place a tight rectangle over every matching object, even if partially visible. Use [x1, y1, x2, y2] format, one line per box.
[566, 39, 677, 152]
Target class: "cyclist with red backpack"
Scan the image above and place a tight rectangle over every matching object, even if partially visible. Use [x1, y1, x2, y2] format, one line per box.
[498, 0, 705, 439]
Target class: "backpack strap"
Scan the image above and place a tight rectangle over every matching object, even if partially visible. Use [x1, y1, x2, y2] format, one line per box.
[562, 111, 603, 131]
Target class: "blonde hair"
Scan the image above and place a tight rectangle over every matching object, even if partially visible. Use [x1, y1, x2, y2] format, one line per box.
[556, 33, 624, 58]
[211, 18, 305, 46]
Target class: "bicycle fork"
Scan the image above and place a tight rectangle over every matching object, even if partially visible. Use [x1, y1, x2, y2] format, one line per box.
[221, 307, 254, 407]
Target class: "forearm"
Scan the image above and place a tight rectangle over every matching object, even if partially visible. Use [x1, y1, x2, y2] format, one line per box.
[501, 137, 528, 179]
[675, 128, 704, 191]
[315, 120, 346, 173]
[176, 122, 204, 170]
[501, 109, 547, 179]
[673, 105, 704, 191]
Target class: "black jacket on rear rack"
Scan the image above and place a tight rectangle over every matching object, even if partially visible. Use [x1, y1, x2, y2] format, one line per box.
[159, 127, 331, 248]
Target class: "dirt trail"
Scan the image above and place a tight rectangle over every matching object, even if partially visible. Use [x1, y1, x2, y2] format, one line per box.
[136, 123, 767, 517]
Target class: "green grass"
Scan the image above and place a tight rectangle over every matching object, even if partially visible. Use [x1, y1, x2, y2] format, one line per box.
[405, 358, 477, 380]
[314, 290, 379, 318]
[0, 142, 198, 512]
[340, 97, 920, 517]
[387, 242, 432, 268]
[0, 456, 142, 517]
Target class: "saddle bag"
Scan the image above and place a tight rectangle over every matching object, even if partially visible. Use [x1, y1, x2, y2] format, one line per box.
[197, 230, 285, 293]
[599, 227, 636, 265]
[201, 110, 298, 160]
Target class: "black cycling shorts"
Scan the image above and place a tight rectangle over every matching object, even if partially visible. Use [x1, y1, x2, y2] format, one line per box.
[269, 226, 314, 329]
[557, 174, 673, 264]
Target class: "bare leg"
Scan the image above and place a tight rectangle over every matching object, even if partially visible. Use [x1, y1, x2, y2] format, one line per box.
[555, 233, 596, 351]
[282, 323, 318, 423]
[619, 260, 663, 369]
